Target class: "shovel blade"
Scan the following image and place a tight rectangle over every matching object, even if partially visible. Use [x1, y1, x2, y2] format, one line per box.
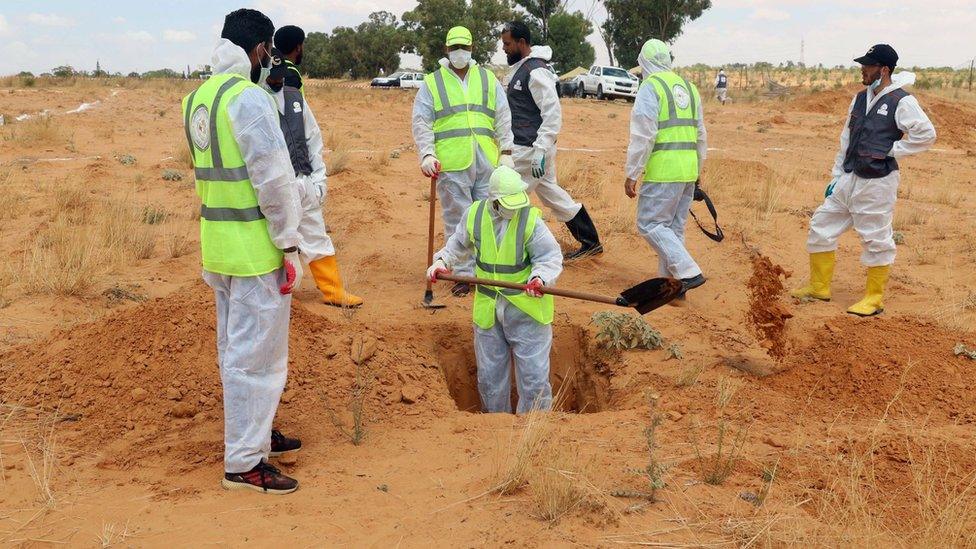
[422, 290, 447, 309]
[620, 277, 683, 314]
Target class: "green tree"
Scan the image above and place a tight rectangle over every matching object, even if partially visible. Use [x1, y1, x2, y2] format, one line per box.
[602, 0, 711, 68]
[542, 11, 594, 72]
[513, 0, 562, 43]
[303, 12, 410, 78]
[52, 65, 75, 78]
[403, 0, 513, 72]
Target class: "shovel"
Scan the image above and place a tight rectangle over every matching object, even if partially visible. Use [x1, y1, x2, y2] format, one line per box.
[435, 273, 683, 315]
[422, 175, 446, 309]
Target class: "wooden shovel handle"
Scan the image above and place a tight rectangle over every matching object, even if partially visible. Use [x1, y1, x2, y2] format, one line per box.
[437, 273, 625, 307]
[425, 176, 437, 293]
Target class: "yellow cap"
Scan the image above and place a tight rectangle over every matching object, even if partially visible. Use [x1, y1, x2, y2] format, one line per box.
[445, 26, 473, 47]
[489, 166, 530, 209]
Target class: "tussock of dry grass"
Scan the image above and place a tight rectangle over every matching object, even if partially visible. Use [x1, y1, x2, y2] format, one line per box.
[20, 224, 102, 296]
[558, 154, 607, 205]
[2, 116, 73, 147]
[894, 206, 932, 231]
[165, 228, 193, 259]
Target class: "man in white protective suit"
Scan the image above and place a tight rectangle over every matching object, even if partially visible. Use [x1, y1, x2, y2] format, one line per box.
[792, 44, 935, 316]
[182, 8, 304, 495]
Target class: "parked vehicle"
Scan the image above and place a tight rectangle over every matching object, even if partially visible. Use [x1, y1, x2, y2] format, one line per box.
[370, 71, 424, 88]
[577, 65, 639, 100]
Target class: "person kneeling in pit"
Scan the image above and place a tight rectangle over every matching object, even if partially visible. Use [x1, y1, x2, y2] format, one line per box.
[427, 166, 563, 413]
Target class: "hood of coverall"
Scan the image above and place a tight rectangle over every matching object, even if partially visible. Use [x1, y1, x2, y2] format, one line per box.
[638, 39, 672, 77]
[211, 38, 253, 78]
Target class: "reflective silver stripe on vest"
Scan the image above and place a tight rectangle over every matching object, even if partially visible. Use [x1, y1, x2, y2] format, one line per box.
[183, 90, 198, 155]
[200, 205, 265, 222]
[472, 204, 533, 275]
[648, 75, 698, 126]
[209, 76, 245, 172]
[431, 67, 496, 120]
[434, 127, 495, 140]
[652, 142, 698, 152]
[194, 166, 249, 181]
[477, 284, 522, 298]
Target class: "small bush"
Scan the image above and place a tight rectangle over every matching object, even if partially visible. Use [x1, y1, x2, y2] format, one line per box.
[117, 154, 136, 166]
[590, 311, 663, 350]
[161, 169, 183, 182]
[141, 205, 168, 225]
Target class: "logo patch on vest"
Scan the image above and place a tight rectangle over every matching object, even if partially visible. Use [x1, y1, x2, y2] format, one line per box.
[876, 103, 889, 116]
[672, 84, 691, 109]
[189, 104, 210, 151]
[292, 101, 302, 114]
[513, 79, 523, 91]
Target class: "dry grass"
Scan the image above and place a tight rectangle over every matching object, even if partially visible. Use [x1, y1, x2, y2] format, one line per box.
[20, 222, 103, 296]
[675, 362, 706, 387]
[50, 180, 94, 224]
[922, 177, 964, 208]
[893, 206, 932, 231]
[2, 116, 73, 147]
[101, 198, 157, 262]
[165, 228, 193, 258]
[558, 154, 607, 204]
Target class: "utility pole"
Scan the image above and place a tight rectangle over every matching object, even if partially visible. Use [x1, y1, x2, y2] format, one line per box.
[800, 38, 805, 67]
[969, 59, 974, 91]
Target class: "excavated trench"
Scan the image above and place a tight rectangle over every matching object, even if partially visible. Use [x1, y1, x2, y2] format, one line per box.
[434, 323, 611, 413]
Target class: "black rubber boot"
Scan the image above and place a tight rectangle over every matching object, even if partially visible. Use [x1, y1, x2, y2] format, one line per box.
[564, 205, 603, 261]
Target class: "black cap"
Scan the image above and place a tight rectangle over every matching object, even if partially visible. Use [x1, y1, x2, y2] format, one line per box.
[268, 47, 287, 81]
[854, 44, 898, 70]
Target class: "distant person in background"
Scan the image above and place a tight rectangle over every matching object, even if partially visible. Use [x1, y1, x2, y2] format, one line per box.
[500, 20, 603, 261]
[379, 67, 385, 77]
[264, 46, 364, 308]
[714, 69, 728, 104]
[274, 25, 305, 94]
[791, 44, 935, 316]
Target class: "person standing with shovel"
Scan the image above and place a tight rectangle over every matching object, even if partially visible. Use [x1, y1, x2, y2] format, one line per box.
[412, 25, 514, 298]
[427, 166, 562, 413]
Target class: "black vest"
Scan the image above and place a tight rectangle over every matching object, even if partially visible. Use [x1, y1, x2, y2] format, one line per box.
[716, 74, 727, 88]
[842, 88, 908, 179]
[507, 57, 547, 147]
[278, 86, 312, 177]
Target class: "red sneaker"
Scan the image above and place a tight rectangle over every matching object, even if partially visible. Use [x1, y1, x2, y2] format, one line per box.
[222, 462, 298, 495]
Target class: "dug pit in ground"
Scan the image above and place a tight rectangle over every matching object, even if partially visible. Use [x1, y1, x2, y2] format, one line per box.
[433, 323, 611, 413]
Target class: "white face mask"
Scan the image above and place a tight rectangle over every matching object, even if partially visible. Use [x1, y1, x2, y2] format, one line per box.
[493, 201, 515, 220]
[448, 49, 471, 69]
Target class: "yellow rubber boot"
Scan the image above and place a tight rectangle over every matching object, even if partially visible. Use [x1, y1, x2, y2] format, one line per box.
[847, 265, 890, 317]
[308, 256, 364, 308]
[790, 251, 835, 301]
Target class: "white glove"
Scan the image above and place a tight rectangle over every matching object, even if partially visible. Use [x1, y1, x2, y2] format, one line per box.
[279, 251, 304, 295]
[421, 155, 441, 178]
[426, 258, 450, 283]
[530, 149, 546, 178]
[498, 153, 515, 169]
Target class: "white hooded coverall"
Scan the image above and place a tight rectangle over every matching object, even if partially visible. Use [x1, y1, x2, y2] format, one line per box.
[270, 88, 336, 262]
[412, 58, 514, 276]
[434, 204, 563, 413]
[504, 46, 582, 223]
[625, 49, 708, 280]
[807, 72, 936, 266]
[198, 39, 302, 474]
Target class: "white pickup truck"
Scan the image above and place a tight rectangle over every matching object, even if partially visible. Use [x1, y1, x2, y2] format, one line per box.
[577, 65, 639, 100]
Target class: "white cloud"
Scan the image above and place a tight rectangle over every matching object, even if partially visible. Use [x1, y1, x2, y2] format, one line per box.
[0, 15, 9, 36]
[253, 0, 418, 30]
[112, 16, 126, 24]
[124, 30, 155, 43]
[27, 13, 75, 27]
[163, 29, 196, 43]
[751, 8, 790, 20]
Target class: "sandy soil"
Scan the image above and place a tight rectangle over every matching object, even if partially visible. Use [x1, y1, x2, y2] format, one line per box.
[1, 78, 975, 547]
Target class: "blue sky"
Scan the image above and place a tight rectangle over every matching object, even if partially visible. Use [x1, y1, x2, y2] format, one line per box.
[0, 0, 971, 75]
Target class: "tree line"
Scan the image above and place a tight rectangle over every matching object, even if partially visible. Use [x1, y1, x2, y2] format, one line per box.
[302, 0, 712, 78]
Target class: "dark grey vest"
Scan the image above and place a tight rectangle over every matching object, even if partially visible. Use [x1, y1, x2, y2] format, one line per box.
[507, 57, 547, 148]
[842, 88, 908, 179]
[716, 74, 727, 88]
[278, 86, 312, 177]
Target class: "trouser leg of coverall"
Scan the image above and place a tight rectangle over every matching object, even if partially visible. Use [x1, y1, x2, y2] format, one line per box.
[473, 299, 553, 414]
[437, 148, 493, 276]
[296, 175, 335, 263]
[203, 269, 291, 474]
[513, 145, 582, 223]
[637, 183, 701, 280]
[807, 172, 898, 266]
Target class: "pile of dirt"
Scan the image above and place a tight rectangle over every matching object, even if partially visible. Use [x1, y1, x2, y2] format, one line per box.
[789, 87, 858, 114]
[918, 94, 976, 149]
[0, 282, 457, 470]
[766, 316, 976, 422]
[746, 254, 793, 359]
